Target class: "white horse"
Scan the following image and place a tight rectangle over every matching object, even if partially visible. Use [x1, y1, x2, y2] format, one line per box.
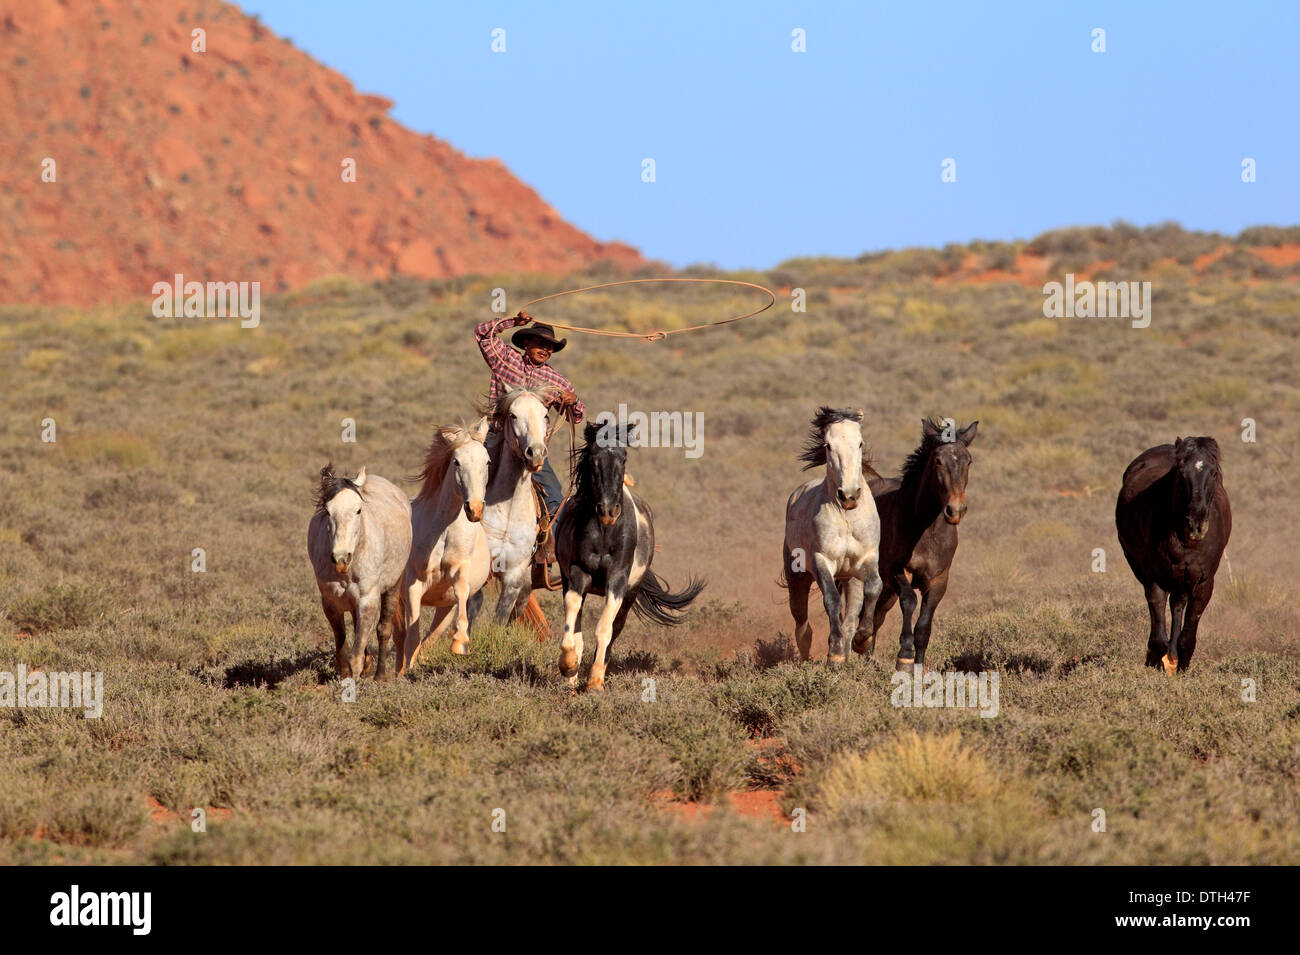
[782, 407, 883, 664]
[308, 465, 412, 680]
[480, 386, 555, 633]
[396, 418, 492, 674]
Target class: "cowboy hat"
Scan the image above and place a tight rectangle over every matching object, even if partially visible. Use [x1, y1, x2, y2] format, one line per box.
[512, 323, 567, 353]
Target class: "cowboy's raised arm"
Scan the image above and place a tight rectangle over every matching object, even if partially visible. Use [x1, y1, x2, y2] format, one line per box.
[474, 310, 531, 370]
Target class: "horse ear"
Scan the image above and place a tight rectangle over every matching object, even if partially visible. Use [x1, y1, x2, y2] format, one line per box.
[584, 421, 599, 442]
[957, 421, 979, 446]
[353, 466, 367, 488]
[853, 408, 864, 422]
[1174, 437, 1185, 453]
[471, 417, 489, 442]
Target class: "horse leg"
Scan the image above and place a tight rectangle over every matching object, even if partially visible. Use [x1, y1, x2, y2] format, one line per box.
[911, 569, 948, 666]
[421, 604, 457, 660]
[839, 577, 865, 662]
[1143, 581, 1170, 671]
[494, 566, 525, 623]
[852, 564, 883, 656]
[785, 554, 815, 661]
[893, 571, 919, 671]
[587, 587, 626, 691]
[560, 568, 590, 686]
[374, 584, 399, 681]
[322, 598, 350, 678]
[1174, 581, 1213, 672]
[1163, 590, 1188, 674]
[449, 573, 472, 656]
[466, 589, 484, 629]
[397, 575, 426, 677]
[867, 586, 898, 660]
[349, 595, 378, 680]
[607, 590, 635, 655]
[812, 557, 844, 664]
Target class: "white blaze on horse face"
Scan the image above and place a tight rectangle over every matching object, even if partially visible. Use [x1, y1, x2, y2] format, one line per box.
[327, 486, 364, 571]
[456, 439, 490, 519]
[510, 393, 551, 473]
[824, 419, 863, 509]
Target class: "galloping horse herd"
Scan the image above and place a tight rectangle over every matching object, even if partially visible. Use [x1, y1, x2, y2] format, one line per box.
[308, 387, 1232, 687]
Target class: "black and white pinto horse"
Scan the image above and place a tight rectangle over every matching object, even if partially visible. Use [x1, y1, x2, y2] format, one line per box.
[555, 420, 706, 690]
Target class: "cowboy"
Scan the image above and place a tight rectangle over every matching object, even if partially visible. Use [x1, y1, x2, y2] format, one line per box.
[474, 309, 583, 521]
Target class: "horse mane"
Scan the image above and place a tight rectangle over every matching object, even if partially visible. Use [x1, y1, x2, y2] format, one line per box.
[413, 424, 482, 503]
[314, 463, 363, 512]
[899, 415, 949, 487]
[477, 384, 560, 432]
[1174, 436, 1221, 468]
[572, 421, 634, 511]
[798, 406, 878, 477]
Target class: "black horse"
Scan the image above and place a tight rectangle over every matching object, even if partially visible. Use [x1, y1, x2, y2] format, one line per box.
[857, 416, 978, 669]
[554, 420, 706, 690]
[1116, 436, 1232, 673]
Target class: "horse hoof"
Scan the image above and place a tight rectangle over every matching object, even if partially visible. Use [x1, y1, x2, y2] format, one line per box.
[586, 677, 605, 692]
[1160, 653, 1178, 676]
[451, 638, 469, 656]
[559, 646, 579, 677]
[895, 658, 915, 672]
[851, 635, 874, 655]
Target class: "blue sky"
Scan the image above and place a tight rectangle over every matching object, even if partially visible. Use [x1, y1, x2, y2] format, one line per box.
[244, 1, 1299, 269]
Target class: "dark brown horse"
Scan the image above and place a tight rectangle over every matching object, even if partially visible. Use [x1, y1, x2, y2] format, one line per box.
[1116, 437, 1231, 674]
[854, 417, 977, 669]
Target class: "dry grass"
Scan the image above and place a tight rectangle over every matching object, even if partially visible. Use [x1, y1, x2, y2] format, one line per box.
[1, 226, 1298, 863]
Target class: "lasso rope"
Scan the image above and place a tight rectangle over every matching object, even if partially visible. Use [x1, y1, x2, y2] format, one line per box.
[517, 277, 776, 343]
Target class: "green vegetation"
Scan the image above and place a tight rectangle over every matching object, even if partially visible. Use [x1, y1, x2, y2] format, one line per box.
[1, 225, 1297, 863]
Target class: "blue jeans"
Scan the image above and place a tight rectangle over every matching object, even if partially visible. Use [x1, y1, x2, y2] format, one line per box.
[485, 431, 562, 518]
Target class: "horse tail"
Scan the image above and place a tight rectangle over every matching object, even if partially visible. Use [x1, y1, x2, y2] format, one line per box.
[633, 571, 706, 627]
[391, 577, 409, 656]
[518, 593, 549, 642]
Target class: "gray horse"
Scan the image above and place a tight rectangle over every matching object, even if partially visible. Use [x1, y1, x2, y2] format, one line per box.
[308, 464, 412, 680]
[782, 407, 883, 664]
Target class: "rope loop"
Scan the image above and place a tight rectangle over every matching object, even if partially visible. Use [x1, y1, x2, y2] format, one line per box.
[516, 277, 776, 342]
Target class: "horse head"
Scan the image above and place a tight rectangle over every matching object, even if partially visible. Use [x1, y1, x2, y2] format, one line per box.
[585, 417, 634, 525]
[1172, 436, 1220, 542]
[929, 419, 977, 525]
[444, 417, 490, 522]
[491, 387, 554, 474]
[317, 463, 368, 572]
[801, 406, 867, 509]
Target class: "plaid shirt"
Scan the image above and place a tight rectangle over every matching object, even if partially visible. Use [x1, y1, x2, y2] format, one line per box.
[475, 315, 585, 428]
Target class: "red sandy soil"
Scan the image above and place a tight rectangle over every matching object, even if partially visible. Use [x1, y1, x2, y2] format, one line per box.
[0, 0, 642, 305]
[144, 794, 232, 825]
[652, 738, 794, 826]
[655, 789, 787, 826]
[938, 247, 1300, 287]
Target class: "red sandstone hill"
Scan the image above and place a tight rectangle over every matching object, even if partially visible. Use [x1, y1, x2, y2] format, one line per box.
[0, 0, 643, 305]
